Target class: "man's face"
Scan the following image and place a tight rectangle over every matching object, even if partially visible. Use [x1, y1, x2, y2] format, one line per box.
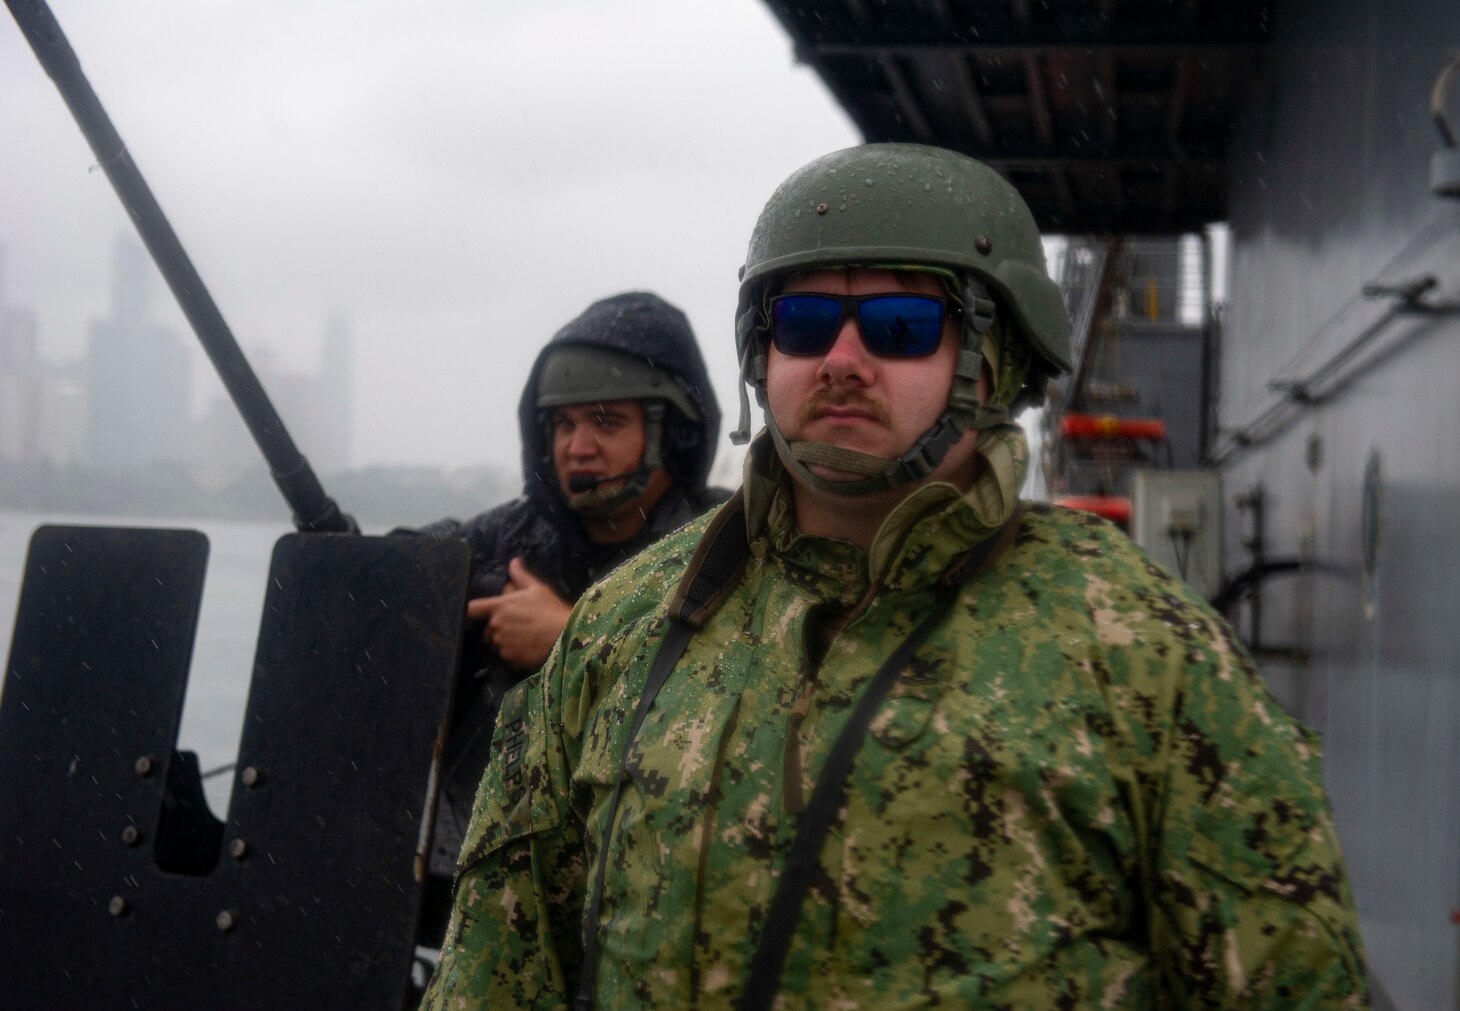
[765, 267, 979, 486]
[551, 399, 649, 502]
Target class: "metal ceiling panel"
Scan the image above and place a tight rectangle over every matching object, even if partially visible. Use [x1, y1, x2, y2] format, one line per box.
[763, 0, 1272, 232]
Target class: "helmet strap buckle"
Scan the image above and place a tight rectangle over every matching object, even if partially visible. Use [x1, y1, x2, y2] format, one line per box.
[641, 401, 666, 471]
[963, 276, 997, 335]
[896, 410, 964, 483]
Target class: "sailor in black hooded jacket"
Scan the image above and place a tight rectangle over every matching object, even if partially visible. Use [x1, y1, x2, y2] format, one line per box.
[410, 291, 728, 940]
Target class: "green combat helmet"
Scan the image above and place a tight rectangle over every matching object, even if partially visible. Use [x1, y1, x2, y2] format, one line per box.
[732, 142, 1072, 496]
[537, 344, 701, 516]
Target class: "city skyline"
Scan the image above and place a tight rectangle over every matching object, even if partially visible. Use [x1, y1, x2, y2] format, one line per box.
[0, 1, 862, 484]
[1, 237, 354, 487]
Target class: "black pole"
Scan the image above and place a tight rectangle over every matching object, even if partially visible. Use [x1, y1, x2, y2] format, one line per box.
[6, 0, 354, 533]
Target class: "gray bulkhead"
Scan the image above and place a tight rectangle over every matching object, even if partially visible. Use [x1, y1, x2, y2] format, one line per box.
[1219, 0, 1460, 1004]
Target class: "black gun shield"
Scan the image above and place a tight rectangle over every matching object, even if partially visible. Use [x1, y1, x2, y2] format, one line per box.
[0, 526, 470, 1010]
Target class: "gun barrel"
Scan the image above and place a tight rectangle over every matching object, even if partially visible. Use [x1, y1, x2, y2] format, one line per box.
[6, 0, 354, 532]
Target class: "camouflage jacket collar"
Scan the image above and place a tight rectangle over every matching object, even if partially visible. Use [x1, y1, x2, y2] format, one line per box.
[738, 423, 1029, 603]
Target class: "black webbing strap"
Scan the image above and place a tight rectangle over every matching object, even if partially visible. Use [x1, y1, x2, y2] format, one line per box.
[737, 511, 1022, 1011]
[574, 618, 692, 1011]
[668, 495, 750, 628]
[575, 498, 750, 1010]
[575, 501, 1019, 1009]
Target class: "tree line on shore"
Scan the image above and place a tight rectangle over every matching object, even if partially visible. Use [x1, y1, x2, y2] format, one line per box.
[0, 459, 515, 532]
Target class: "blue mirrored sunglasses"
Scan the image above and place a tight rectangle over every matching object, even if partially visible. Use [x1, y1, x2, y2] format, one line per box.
[769, 293, 961, 358]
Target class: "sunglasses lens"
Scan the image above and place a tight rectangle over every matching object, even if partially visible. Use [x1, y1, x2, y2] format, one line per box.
[771, 295, 843, 355]
[770, 294, 949, 357]
[856, 296, 945, 356]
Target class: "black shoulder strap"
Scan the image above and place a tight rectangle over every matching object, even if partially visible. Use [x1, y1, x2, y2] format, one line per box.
[668, 494, 750, 628]
[577, 501, 1021, 1011]
[737, 509, 1023, 1011]
[575, 494, 751, 1010]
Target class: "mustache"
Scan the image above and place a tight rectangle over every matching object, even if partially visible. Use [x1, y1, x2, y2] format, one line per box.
[796, 389, 890, 427]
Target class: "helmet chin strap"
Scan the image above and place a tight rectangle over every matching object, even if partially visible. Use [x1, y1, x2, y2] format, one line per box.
[730, 304, 759, 447]
[768, 408, 968, 496]
[763, 274, 1010, 498]
[556, 402, 667, 518]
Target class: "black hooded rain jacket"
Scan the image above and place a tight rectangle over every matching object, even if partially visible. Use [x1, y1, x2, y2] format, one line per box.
[412, 292, 729, 907]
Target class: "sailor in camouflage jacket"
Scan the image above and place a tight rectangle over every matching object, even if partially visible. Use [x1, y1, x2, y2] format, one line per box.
[422, 423, 1367, 1008]
[423, 144, 1366, 1008]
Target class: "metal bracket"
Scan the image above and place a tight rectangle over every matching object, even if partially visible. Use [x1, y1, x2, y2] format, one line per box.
[1430, 51, 1460, 197]
[1, 527, 470, 1009]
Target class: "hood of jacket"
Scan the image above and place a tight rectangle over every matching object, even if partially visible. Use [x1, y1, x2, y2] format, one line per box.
[516, 291, 722, 521]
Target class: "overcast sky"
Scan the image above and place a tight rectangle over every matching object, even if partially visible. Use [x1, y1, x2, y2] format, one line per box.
[1, 0, 862, 482]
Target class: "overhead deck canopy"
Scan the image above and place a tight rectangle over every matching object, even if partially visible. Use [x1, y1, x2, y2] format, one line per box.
[763, 0, 1271, 233]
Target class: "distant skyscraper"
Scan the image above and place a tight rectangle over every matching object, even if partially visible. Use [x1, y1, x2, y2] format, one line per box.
[0, 245, 87, 466]
[193, 315, 355, 486]
[0, 246, 41, 464]
[85, 237, 191, 470]
[35, 365, 86, 466]
[109, 234, 149, 325]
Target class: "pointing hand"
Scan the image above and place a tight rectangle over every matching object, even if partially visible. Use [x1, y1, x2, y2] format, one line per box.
[466, 558, 573, 672]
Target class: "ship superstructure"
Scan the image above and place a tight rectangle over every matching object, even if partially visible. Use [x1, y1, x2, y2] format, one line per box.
[764, 1, 1460, 1005]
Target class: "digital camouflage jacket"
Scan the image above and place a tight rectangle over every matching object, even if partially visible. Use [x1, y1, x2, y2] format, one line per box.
[423, 429, 1368, 1009]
